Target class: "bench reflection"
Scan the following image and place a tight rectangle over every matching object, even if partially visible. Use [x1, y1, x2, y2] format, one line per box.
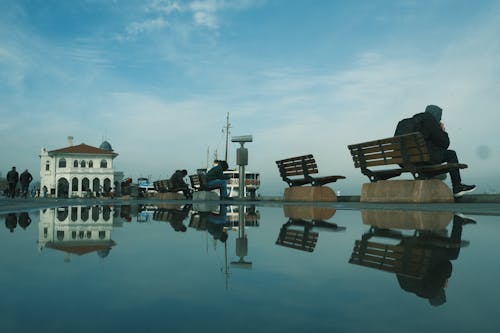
[276, 206, 346, 253]
[350, 210, 475, 306]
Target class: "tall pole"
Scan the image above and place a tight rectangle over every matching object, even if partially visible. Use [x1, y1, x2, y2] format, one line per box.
[224, 112, 230, 162]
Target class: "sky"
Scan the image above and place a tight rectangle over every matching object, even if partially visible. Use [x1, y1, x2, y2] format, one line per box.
[1, 0, 499, 195]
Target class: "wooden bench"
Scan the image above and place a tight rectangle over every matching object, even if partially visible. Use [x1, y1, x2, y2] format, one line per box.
[275, 154, 345, 187]
[154, 179, 189, 194]
[189, 173, 222, 192]
[347, 132, 468, 182]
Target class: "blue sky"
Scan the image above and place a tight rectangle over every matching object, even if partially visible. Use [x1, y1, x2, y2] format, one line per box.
[1, 0, 499, 195]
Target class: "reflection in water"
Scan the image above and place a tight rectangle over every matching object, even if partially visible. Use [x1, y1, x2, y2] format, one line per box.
[4, 212, 32, 232]
[277, 206, 346, 252]
[38, 206, 116, 262]
[153, 204, 191, 232]
[350, 210, 476, 306]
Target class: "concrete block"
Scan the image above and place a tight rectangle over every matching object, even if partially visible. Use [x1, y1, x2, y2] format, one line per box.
[193, 191, 219, 201]
[283, 205, 336, 220]
[361, 209, 453, 231]
[283, 186, 337, 202]
[157, 192, 185, 200]
[360, 179, 453, 203]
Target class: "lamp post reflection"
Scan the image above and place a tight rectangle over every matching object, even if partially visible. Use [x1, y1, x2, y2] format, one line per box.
[231, 203, 252, 270]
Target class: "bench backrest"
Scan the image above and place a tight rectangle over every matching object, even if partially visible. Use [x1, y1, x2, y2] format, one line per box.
[348, 132, 430, 171]
[276, 154, 319, 179]
[189, 174, 201, 190]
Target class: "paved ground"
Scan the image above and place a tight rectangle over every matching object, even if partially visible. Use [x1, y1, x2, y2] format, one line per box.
[1, 195, 500, 215]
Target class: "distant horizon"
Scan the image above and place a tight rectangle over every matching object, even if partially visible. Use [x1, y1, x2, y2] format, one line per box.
[1, 1, 499, 196]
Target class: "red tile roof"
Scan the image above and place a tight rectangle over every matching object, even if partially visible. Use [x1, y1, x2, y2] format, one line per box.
[49, 143, 116, 155]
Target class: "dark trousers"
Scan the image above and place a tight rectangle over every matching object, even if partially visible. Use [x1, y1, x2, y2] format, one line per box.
[442, 150, 461, 189]
[8, 183, 16, 198]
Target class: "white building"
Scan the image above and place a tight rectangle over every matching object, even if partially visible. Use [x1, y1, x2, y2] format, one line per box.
[39, 137, 119, 198]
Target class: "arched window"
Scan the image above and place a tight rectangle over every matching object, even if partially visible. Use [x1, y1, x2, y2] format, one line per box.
[92, 206, 100, 222]
[73, 160, 78, 168]
[89, 160, 93, 168]
[57, 207, 68, 221]
[45, 161, 50, 171]
[82, 178, 90, 191]
[103, 178, 112, 194]
[72, 178, 78, 191]
[93, 178, 100, 193]
[100, 159, 108, 168]
[58, 158, 66, 168]
[71, 207, 78, 221]
[81, 206, 89, 222]
[80, 160, 86, 168]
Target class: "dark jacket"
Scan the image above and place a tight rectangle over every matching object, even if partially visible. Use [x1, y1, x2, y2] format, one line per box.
[169, 171, 188, 189]
[20, 171, 33, 186]
[413, 112, 450, 163]
[6, 170, 19, 184]
[206, 165, 224, 182]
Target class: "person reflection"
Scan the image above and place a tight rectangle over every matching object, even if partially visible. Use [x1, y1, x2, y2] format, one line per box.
[18, 212, 32, 230]
[166, 205, 191, 232]
[206, 205, 228, 243]
[5, 213, 18, 232]
[396, 214, 475, 306]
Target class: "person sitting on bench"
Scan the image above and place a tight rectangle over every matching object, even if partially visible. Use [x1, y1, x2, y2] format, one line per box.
[170, 169, 192, 199]
[206, 160, 229, 199]
[396, 105, 476, 197]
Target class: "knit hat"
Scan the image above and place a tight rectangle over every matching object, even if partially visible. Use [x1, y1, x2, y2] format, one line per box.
[425, 105, 443, 122]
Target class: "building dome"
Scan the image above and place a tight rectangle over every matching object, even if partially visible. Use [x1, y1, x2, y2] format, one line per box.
[99, 141, 113, 151]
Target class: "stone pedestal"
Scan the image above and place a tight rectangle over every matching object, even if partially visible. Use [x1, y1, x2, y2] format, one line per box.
[193, 191, 219, 201]
[283, 186, 337, 202]
[360, 180, 453, 203]
[283, 205, 336, 220]
[361, 209, 453, 231]
[157, 192, 185, 200]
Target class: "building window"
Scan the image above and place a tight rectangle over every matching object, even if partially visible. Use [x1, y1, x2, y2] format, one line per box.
[89, 160, 93, 168]
[99, 231, 106, 240]
[80, 160, 86, 168]
[72, 178, 78, 192]
[81, 206, 89, 221]
[92, 206, 99, 222]
[82, 178, 90, 192]
[57, 231, 65, 241]
[58, 158, 66, 168]
[45, 161, 50, 171]
[71, 231, 77, 239]
[100, 159, 107, 168]
[73, 160, 78, 168]
[71, 207, 78, 221]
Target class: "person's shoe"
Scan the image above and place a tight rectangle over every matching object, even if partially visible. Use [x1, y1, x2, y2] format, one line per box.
[453, 184, 476, 197]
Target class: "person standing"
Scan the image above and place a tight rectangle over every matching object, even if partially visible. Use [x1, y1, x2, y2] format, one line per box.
[6, 166, 19, 198]
[20, 169, 33, 199]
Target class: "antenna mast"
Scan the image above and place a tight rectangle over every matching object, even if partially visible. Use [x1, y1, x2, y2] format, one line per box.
[224, 112, 231, 161]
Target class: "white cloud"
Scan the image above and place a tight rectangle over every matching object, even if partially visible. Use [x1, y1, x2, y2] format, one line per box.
[125, 17, 168, 37]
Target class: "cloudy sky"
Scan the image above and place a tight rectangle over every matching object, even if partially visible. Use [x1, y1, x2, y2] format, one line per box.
[1, 0, 499, 195]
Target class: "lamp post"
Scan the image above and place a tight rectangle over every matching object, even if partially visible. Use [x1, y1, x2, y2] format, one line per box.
[231, 135, 253, 200]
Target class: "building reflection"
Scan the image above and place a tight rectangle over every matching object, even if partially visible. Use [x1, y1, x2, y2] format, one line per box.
[276, 206, 346, 252]
[349, 210, 475, 306]
[38, 206, 116, 262]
